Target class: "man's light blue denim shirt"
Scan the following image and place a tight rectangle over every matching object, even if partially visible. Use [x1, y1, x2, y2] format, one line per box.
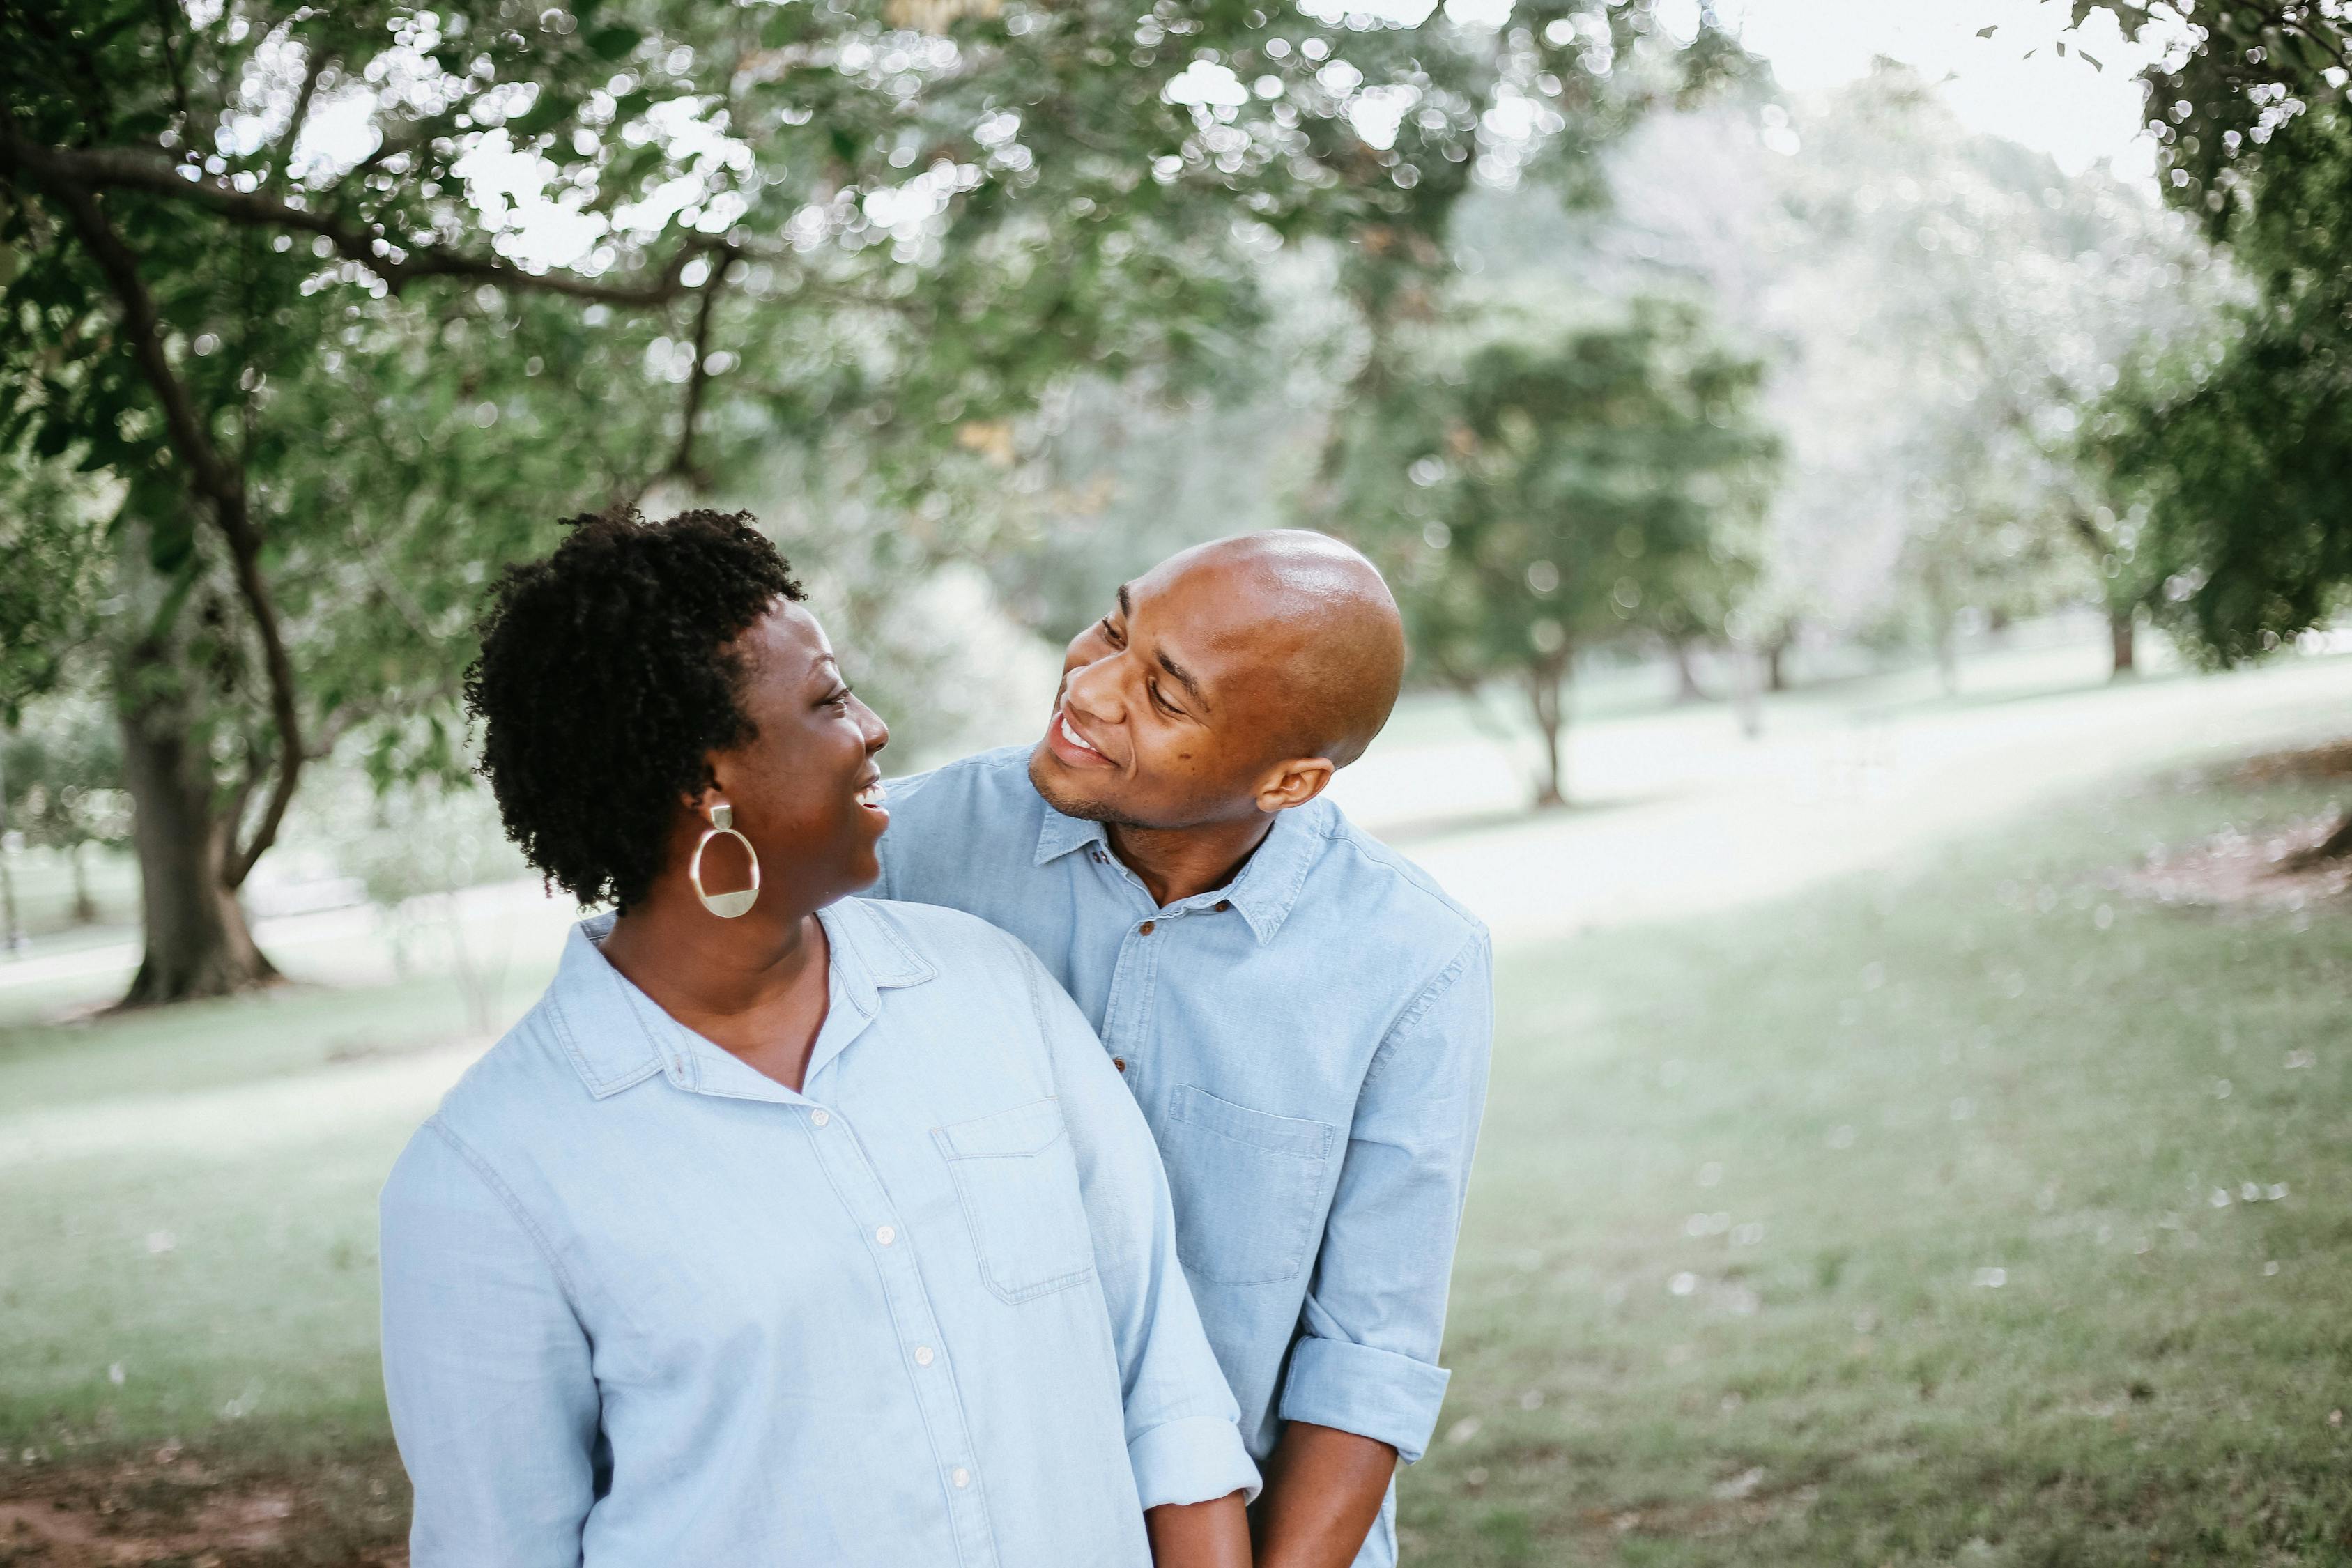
[877, 746, 1493, 1568]
[378, 895, 1256, 1568]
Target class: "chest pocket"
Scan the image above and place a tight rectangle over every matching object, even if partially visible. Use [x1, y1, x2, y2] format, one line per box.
[933, 1099, 1098, 1305]
[1159, 1086, 1335, 1286]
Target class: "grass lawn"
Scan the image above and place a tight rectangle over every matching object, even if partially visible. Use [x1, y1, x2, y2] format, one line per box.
[1408, 755, 2352, 1566]
[1, 744, 2347, 1564]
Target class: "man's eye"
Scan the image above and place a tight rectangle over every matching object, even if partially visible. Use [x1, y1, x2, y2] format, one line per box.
[1098, 617, 1123, 646]
[1148, 681, 1180, 716]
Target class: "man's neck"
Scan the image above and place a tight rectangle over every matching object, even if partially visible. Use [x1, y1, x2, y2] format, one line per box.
[1109, 813, 1277, 908]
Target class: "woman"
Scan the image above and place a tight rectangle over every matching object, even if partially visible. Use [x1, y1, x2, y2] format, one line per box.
[379, 508, 1255, 1567]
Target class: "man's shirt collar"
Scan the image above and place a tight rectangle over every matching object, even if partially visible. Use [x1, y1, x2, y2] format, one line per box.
[1031, 795, 1322, 945]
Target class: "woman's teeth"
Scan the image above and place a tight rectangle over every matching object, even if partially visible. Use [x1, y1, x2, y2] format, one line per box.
[856, 782, 886, 808]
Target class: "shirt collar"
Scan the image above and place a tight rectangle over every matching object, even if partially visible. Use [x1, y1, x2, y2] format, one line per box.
[1031, 794, 1324, 945]
[547, 900, 937, 1100]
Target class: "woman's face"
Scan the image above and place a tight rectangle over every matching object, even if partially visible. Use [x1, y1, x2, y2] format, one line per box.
[704, 600, 891, 909]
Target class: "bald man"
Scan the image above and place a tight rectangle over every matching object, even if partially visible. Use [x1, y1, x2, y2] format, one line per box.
[875, 532, 1491, 1568]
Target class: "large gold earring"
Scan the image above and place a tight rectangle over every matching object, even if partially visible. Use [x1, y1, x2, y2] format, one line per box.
[689, 801, 760, 918]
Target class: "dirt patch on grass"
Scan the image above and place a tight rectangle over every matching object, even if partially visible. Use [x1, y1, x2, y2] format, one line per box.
[2235, 737, 2352, 783]
[2122, 811, 2352, 912]
[0, 1447, 406, 1567]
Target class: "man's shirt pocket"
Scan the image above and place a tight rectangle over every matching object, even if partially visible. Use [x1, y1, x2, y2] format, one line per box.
[1160, 1086, 1335, 1286]
[934, 1098, 1098, 1304]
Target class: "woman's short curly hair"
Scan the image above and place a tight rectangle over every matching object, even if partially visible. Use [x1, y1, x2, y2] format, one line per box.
[465, 507, 804, 911]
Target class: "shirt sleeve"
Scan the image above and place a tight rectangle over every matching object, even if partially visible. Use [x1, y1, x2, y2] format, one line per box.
[1019, 947, 1262, 1510]
[1279, 927, 1493, 1465]
[380, 1119, 601, 1568]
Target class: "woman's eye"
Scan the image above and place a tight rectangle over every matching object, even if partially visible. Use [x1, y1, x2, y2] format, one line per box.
[826, 686, 854, 709]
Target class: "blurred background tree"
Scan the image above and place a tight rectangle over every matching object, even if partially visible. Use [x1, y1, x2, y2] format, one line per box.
[0, 696, 133, 929]
[2077, 1, 2352, 667]
[0, 0, 1728, 1004]
[1338, 298, 1776, 806]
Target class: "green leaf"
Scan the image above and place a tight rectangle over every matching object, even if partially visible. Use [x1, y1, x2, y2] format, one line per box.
[586, 24, 640, 59]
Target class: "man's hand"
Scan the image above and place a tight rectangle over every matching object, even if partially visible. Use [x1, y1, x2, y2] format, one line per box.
[1250, 1423, 1397, 1568]
[1146, 1489, 1253, 1568]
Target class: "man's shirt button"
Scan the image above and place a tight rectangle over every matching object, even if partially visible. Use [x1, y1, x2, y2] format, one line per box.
[915, 1345, 935, 1367]
[1138, 921, 1156, 935]
[810, 1109, 830, 1128]
[951, 1467, 972, 1489]
[1214, 900, 1231, 912]
[1112, 1057, 1127, 1073]
[876, 1225, 896, 1246]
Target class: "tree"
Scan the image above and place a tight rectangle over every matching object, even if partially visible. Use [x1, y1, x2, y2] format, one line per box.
[1339, 298, 1776, 806]
[2073, 2, 2352, 663]
[1, 696, 131, 927]
[2, 0, 1707, 1003]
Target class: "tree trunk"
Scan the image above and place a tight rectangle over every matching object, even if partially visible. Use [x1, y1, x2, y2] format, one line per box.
[1525, 658, 1569, 809]
[1935, 615, 1960, 697]
[1671, 638, 1709, 704]
[115, 682, 278, 1006]
[70, 842, 98, 925]
[2282, 813, 2352, 872]
[1763, 635, 1791, 693]
[2108, 606, 2137, 681]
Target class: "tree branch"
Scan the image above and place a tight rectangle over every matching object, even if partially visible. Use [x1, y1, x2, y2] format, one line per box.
[666, 258, 732, 484]
[0, 130, 718, 307]
[28, 174, 306, 889]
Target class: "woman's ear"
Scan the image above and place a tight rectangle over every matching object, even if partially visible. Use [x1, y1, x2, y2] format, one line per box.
[1253, 758, 1336, 815]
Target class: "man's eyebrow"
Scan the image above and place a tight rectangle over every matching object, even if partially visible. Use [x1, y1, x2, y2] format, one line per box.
[1155, 648, 1207, 711]
[1116, 584, 1132, 619]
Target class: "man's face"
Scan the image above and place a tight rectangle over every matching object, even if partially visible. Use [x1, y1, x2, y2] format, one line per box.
[1029, 555, 1298, 829]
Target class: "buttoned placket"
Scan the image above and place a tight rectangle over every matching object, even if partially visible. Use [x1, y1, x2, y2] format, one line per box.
[647, 955, 1001, 1568]
[1081, 845, 1247, 1102]
[795, 1075, 1001, 1568]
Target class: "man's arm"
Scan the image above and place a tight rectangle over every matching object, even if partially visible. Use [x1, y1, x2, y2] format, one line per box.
[379, 1121, 599, 1567]
[1261, 928, 1494, 1568]
[1250, 1423, 1394, 1568]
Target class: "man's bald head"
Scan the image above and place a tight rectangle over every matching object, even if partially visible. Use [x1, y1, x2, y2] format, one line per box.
[1029, 529, 1408, 832]
[1153, 530, 1406, 769]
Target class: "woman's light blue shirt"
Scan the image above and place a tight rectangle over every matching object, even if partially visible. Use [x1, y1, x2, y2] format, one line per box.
[378, 896, 1256, 1567]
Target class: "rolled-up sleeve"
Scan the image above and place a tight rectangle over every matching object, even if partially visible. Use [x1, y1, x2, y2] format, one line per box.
[1022, 948, 1262, 1509]
[380, 1120, 601, 1567]
[1279, 928, 1493, 1464]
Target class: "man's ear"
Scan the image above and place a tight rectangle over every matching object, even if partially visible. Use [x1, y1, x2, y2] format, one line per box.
[1252, 757, 1336, 814]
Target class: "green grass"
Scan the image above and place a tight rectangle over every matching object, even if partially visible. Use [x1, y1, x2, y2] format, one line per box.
[1406, 761, 2352, 1566]
[1, 752, 2347, 1564]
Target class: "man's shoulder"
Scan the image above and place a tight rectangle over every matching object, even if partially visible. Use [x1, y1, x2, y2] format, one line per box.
[885, 743, 1040, 817]
[848, 892, 1035, 970]
[1299, 798, 1486, 955]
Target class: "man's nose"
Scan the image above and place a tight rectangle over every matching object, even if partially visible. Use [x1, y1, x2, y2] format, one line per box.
[1062, 655, 1123, 723]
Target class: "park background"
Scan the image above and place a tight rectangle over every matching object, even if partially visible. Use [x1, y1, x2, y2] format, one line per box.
[4, 0, 2351, 1562]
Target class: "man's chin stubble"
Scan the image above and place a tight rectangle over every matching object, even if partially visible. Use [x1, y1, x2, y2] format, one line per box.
[1026, 744, 1147, 829]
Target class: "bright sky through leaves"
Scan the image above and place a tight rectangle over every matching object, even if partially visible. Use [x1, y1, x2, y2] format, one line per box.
[1723, 0, 2185, 181]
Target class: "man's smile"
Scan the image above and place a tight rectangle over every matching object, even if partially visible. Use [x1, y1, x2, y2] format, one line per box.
[1045, 705, 1113, 768]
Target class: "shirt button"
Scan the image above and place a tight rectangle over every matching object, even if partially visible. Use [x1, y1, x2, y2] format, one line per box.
[876, 1225, 896, 1247]
[1138, 920, 1156, 935]
[1112, 1057, 1127, 1073]
[914, 1345, 935, 1367]
[810, 1109, 830, 1128]
[951, 1467, 971, 1489]
[1214, 900, 1231, 912]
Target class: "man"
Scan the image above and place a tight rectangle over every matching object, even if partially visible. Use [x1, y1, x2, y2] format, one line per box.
[877, 530, 1492, 1568]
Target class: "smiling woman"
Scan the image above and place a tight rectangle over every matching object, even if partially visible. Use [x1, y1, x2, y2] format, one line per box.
[376, 507, 1259, 1567]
